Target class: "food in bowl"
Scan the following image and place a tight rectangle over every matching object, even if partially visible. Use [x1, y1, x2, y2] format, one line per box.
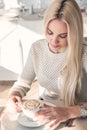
[22, 99, 43, 120]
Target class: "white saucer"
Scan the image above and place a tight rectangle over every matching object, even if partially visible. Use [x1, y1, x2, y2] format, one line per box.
[17, 112, 46, 127]
[17, 100, 55, 127]
[17, 112, 60, 129]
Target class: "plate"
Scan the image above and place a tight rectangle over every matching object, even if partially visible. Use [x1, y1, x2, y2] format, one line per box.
[17, 112, 46, 127]
[17, 101, 55, 127]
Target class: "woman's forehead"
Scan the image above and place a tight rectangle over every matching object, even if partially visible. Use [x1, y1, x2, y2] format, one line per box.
[48, 19, 67, 33]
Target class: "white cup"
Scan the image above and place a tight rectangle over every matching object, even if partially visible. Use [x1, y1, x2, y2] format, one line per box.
[22, 99, 44, 121]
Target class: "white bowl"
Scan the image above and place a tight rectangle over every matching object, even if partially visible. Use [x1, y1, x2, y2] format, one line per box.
[22, 99, 43, 121]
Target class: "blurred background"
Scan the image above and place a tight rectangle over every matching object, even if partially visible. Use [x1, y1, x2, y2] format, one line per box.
[0, 0, 87, 80]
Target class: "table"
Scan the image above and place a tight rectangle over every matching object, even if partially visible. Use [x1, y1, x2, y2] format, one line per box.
[1, 111, 46, 130]
[0, 66, 18, 80]
[0, 100, 64, 130]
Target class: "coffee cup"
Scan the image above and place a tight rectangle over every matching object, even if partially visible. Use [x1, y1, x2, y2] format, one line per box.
[22, 99, 43, 121]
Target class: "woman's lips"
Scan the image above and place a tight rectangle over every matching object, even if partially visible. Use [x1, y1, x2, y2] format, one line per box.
[51, 44, 60, 48]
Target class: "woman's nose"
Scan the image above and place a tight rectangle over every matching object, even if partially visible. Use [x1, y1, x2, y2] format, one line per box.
[52, 36, 59, 43]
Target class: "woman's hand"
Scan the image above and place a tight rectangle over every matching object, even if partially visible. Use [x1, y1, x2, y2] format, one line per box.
[35, 104, 80, 128]
[6, 96, 22, 113]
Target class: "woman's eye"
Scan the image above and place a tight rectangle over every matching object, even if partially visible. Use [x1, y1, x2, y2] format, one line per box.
[47, 30, 53, 35]
[59, 34, 67, 38]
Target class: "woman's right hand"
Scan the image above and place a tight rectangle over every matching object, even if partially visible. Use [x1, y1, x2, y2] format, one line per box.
[6, 96, 22, 113]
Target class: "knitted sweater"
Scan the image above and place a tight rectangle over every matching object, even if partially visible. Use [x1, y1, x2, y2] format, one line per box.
[10, 39, 87, 101]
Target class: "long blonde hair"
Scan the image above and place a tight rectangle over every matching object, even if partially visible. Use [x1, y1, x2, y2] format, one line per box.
[44, 0, 83, 106]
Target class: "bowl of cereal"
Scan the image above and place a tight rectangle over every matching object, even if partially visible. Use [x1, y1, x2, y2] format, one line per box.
[22, 99, 43, 121]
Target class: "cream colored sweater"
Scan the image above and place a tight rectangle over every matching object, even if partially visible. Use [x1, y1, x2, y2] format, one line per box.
[10, 39, 87, 101]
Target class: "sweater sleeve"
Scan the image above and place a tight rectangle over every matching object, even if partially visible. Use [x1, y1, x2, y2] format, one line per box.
[9, 44, 36, 97]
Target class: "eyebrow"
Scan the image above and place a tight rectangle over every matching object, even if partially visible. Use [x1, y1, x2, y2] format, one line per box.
[47, 28, 67, 35]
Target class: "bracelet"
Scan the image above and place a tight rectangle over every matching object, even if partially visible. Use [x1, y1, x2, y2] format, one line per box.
[80, 104, 87, 118]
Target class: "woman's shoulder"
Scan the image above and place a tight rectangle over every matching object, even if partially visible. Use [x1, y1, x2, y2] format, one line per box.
[30, 39, 47, 55]
[32, 39, 47, 48]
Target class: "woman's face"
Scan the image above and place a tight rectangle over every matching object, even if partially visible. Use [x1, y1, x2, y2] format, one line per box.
[46, 19, 68, 53]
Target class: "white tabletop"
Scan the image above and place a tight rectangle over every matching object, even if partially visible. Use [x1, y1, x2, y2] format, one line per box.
[1, 110, 60, 130]
[0, 99, 64, 130]
[1, 111, 45, 130]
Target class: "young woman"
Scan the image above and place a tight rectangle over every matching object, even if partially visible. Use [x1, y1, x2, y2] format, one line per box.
[6, 0, 87, 129]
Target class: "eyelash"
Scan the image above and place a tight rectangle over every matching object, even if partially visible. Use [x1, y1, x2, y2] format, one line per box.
[59, 34, 67, 38]
[47, 31, 67, 38]
[47, 31, 53, 35]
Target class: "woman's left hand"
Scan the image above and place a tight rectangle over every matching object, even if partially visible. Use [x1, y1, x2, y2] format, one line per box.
[35, 104, 74, 127]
